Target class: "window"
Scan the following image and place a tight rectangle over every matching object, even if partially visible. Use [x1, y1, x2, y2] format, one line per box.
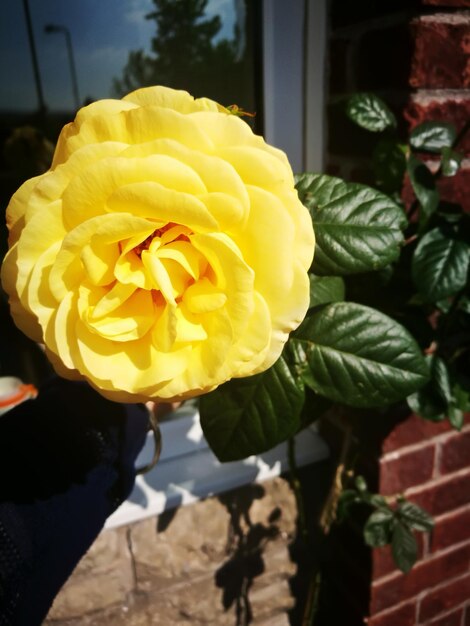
[262, 0, 327, 173]
[0, 0, 328, 527]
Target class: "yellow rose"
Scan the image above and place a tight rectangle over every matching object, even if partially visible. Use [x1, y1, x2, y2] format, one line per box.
[1, 87, 314, 402]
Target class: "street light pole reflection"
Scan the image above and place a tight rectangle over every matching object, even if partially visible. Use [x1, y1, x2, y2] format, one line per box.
[22, 0, 47, 115]
[44, 23, 80, 111]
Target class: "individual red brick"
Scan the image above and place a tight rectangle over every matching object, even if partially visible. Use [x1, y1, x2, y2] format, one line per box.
[420, 573, 470, 621]
[370, 542, 470, 613]
[428, 607, 464, 626]
[431, 506, 470, 551]
[383, 413, 452, 454]
[440, 431, 470, 475]
[404, 97, 470, 156]
[373, 533, 425, 579]
[379, 444, 435, 495]
[368, 601, 416, 626]
[408, 471, 470, 515]
[410, 18, 470, 89]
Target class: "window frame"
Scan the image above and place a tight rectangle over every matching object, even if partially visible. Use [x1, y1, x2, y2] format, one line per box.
[106, 411, 329, 529]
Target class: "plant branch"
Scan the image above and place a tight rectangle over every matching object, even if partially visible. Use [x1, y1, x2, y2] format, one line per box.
[288, 436, 309, 544]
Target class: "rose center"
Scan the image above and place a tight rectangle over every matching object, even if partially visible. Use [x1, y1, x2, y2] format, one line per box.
[133, 222, 191, 257]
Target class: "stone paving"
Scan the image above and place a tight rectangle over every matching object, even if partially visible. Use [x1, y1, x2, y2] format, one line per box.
[44, 478, 297, 625]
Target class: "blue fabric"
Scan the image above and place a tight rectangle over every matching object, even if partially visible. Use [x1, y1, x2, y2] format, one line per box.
[0, 378, 148, 625]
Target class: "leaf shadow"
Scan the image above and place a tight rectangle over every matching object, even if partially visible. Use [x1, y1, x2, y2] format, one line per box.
[215, 484, 281, 626]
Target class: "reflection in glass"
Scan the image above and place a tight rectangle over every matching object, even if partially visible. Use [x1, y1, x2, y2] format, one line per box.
[0, 0, 260, 384]
[113, 0, 257, 112]
[1, 0, 258, 115]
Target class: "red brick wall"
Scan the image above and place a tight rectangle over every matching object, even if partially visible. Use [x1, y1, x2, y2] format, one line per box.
[328, 2, 470, 211]
[327, 1, 470, 624]
[369, 417, 470, 625]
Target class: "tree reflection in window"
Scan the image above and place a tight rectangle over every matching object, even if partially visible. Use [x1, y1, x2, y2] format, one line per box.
[113, 0, 258, 113]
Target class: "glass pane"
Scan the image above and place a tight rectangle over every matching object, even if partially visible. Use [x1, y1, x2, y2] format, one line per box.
[1, 0, 258, 116]
[0, 0, 260, 385]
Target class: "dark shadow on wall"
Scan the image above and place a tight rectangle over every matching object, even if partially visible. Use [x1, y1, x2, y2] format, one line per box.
[288, 402, 428, 626]
[215, 484, 280, 626]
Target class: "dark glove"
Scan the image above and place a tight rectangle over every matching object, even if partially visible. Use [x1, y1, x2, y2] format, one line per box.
[0, 377, 149, 625]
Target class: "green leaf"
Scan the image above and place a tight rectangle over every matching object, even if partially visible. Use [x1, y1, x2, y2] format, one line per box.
[441, 147, 463, 177]
[407, 155, 439, 225]
[449, 404, 464, 430]
[370, 494, 388, 508]
[346, 93, 396, 132]
[281, 340, 309, 390]
[407, 390, 446, 421]
[397, 501, 434, 532]
[292, 302, 429, 408]
[364, 509, 394, 547]
[453, 382, 470, 412]
[410, 121, 457, 154]
[373, 139, 407, 193]
[282, 342, 332, 428]
[459, 295, 470, 315]
[299, 387, 332, 429]
[355, 475, 368, 493]
[412, 227, 470, 302]
[199, 356, 305, 462]
[392, 522, 418, 573]
[295, 174, 406, 275]
[431, 355, 452, 404]
[436, 298, 452, 314]
[407, 355, 449, 420]
[309, 274, 345, 308]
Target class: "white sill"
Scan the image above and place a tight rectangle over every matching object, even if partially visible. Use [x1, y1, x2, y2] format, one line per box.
[106, 408, 329, 529]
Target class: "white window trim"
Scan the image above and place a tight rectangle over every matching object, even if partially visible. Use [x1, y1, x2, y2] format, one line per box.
[106, 409, 329, 529]
[107, 0, 329, 529]
[262, 0, 327, 173]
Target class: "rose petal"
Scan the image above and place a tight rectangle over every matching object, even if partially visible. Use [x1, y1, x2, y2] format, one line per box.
[123, 85, 220, 114]
[88, 281, 137, 319]
[190, 232, 255, 337]
[183, 278, 227, 314]
[235, 185, 298, 323]
[108, 181, 218, 232]
[80, 239, 120, 286]
[217, 145, 294, 190]
[5, 174, 45, 245]
[229, 291, 272, 376]
[76, 320, 191, 390]
[84, 288, 155, 342]
[53, 100, 137, 166]
[157, 241, 203, 281]
[65, 106, 214, 158]
[9, 201, 66, 301]
[27, 241, 62, 331]
[49, 213, 156, 300]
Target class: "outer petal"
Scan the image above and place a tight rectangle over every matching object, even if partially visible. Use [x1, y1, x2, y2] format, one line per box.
[5, 174, 46, 245]
[52, 100, 137, 166]
[64, 106, 214, 158]
[123, 85, 221, 114]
